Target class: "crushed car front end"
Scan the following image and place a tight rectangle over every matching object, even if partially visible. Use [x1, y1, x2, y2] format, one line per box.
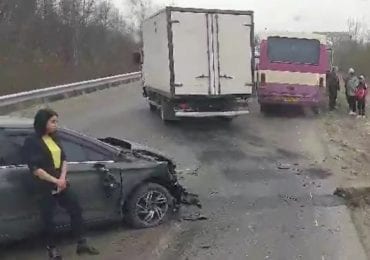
[99, 137, 201, 209]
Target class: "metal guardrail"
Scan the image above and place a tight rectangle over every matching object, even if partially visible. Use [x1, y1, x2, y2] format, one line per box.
[0, 72, 141, 113]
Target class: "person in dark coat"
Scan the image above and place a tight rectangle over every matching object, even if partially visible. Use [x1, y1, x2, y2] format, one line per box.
[327, 67, 340, 111]
[23, 108, 99, 260]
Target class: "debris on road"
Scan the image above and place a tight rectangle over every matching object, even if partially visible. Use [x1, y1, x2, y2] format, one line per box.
[182, 212, 208, 222]
[177, 166, 201, 176]
[277, 163, 292, 170]
[174, 185, 202, 209]
[279, 194, 299, 204]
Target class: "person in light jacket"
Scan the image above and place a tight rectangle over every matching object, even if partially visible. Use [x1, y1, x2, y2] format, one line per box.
[346, 68, 360, 115]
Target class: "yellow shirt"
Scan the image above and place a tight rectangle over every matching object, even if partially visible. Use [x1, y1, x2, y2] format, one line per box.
[42, 135, 62, 169]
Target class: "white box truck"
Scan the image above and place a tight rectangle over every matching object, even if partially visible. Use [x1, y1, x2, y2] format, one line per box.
[142, 7, 255, 121]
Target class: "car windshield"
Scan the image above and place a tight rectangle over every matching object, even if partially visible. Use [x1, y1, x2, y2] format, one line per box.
[267, 37, 320, 65]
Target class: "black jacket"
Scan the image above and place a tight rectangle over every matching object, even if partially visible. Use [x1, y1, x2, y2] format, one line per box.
[328, 71, 340, 92]
[22, 133, 66, 192]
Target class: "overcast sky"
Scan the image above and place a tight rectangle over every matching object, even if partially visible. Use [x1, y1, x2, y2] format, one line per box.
[113, 0, 370, 32]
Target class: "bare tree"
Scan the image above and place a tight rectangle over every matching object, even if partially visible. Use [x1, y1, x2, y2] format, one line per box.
[347, 17, 368, 43]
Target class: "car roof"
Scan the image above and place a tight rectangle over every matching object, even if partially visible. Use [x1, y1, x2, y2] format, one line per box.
[0, 116, 121, 154]
[0, 116, 33, 128]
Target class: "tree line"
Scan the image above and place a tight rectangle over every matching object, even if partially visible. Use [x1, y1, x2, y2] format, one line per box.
[0, 0, 148, 95]
[333, 18, 370, 78]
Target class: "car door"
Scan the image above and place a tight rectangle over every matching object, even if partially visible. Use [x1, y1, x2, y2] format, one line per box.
[0, 129, 41, 242]
[57, 131, 123, 224]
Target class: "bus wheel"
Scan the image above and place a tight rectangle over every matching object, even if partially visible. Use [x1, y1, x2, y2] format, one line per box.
[312, 106, 320, 115]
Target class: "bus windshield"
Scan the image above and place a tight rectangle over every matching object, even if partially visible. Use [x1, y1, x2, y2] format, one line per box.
[267, 37, 320, 65]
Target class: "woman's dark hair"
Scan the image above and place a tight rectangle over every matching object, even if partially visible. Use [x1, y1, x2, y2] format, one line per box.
[34, 108, 58, 136]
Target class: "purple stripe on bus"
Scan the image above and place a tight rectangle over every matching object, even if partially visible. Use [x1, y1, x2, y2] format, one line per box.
[257, 83, 322, 105]
[258, 40, 329, 74]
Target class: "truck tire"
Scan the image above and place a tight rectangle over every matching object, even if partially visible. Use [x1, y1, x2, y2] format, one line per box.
[260, 104, 267, 113]
[125, 183, 174, 229]
[149, 103, 157, 112]
[160, 100, 176, 122]
[220, 116, 234, 122]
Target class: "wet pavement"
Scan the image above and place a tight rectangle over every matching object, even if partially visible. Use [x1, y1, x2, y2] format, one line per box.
[2, 83, 367, 259]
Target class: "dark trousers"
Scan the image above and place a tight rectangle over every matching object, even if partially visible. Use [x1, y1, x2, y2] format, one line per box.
[346, 91, 351, 108]
[329, 90, 338, 110]
[358, 99, 366, 115]
[348, 96, 357, 113]
[39, 188, 84, 246]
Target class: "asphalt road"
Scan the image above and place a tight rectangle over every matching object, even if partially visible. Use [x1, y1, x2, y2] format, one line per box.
[2, 82, 367, 260]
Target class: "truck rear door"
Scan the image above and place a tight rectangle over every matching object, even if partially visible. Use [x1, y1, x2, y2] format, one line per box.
[216, 14, 253, 95]
[170, 10, 253, 96]
[171, 11, 211, 95]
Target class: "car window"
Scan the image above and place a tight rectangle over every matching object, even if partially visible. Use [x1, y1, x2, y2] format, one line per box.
[60, 139, 88, 162]
[60, 138, 110, 162]
[0, 132, 29, 166]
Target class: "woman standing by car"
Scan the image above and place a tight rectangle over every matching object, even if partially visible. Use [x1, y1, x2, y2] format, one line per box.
[23, 108, 99, 260]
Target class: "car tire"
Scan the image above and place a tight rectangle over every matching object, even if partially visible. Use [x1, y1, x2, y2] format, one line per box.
[125, 183, 174, 229]
[149, 103, 157, 112]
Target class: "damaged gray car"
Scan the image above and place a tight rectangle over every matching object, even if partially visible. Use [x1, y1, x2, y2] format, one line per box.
[0, 117, 199, 243]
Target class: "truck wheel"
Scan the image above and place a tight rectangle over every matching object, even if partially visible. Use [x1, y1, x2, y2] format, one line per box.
[220, 116, 234, 122]
[160, 100, 176, 121]
[125, 183, 174, 229]
[260, 104, 267, 113]
[149, 103, 157, 112]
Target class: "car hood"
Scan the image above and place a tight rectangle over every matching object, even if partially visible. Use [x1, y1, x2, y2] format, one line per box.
[99, 137, 176, 166]
[99, 137, 201, 208]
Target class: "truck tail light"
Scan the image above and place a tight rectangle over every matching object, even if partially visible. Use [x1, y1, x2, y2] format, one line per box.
[261, 73, 266, 86]
[319, 77, 324, 88]
[179, 103, 190, 110]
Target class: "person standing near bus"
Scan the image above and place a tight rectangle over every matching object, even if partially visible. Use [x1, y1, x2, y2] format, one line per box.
[356, 75, 368, 118]
[346, 68, 360, 115]
[327, 67, 340, 111]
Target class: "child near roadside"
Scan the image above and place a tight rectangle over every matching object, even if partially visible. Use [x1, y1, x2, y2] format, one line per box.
[356, 75, 368, 118]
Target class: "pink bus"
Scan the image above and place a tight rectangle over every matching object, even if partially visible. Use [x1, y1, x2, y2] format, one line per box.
[256, 33, 331, 113]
